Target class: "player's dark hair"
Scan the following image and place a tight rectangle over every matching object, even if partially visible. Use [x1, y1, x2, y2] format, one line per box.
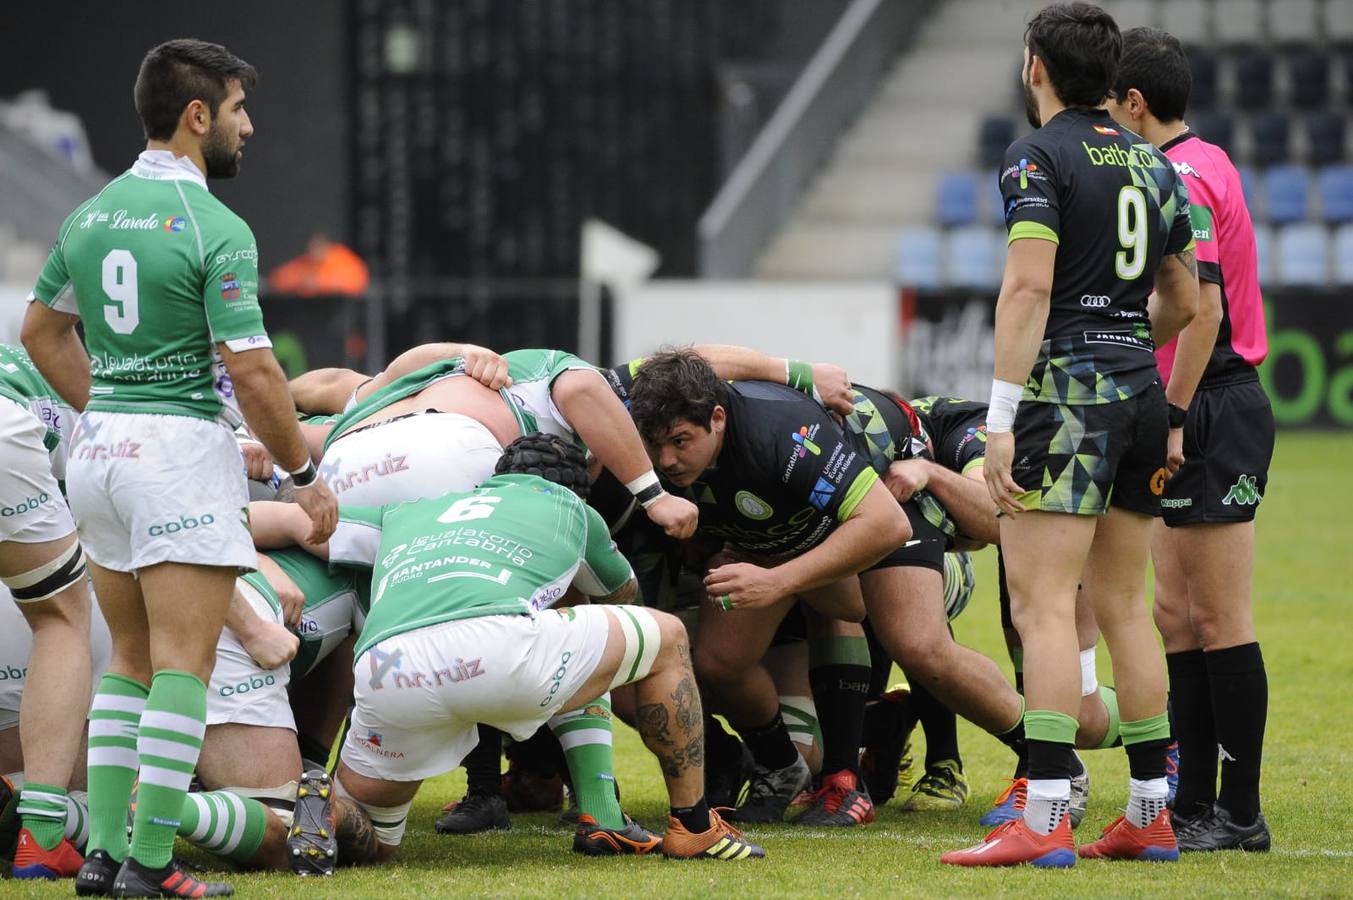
[1113, 27, 1191, 124]
[494, 433, 592, 500]
[627, 348, 727, 444]
[134, 38, 257, 141]
[1025, 2, 1122, 108]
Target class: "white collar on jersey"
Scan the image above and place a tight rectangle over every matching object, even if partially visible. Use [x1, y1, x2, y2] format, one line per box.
[130, 150, 209, 191]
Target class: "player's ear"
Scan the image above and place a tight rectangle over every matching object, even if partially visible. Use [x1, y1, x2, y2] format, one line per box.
[1127, 88, 1147, 120]
[710, 405, 726, 434]
[182, 98, 211, 137]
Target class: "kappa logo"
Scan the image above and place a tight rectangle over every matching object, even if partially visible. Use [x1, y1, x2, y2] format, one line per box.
[1222, 474, 1261, 506]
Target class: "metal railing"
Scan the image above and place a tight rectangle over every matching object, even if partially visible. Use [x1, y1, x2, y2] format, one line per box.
[697, 0, 930, 277]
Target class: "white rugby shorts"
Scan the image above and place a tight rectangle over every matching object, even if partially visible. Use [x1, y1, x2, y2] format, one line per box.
[206, 579, 295, 730]
[321, 411, 502, 506]
[0, 580, 112, 730]
[0, 397, 74, 545]
[341, 605, 617, 782]
[65, 412, 255, 573]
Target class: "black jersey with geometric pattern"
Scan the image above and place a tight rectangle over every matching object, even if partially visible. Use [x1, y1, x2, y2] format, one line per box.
[999, 107, 1195, 406]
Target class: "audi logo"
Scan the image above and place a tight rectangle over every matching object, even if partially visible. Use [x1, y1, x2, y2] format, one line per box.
[1080, 294, 1112, 307]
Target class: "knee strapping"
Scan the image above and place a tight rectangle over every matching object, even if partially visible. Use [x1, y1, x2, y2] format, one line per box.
[1080, 648, 1098, 697]
[605, 607, 662, 690]
[779, 695, 822, 750]
[221, 781, 298, 829]
[4, 541, 85, 602]
[333, 774, 410, 847]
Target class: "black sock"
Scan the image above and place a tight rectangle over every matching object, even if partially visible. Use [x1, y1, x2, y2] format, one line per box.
[671, 797, 712, 833]
[464, 724, 503, 795]
[909, 681, 960, 769]
[704, 712, 743, 769]
[1126, 737, 1171, 781]
[862, 619, 893, 699]
[1166, 649, 1216, 817]
[809, 663, 871, 775]
[1206, 642, 1267, 825]
[739, 713, 798, 771]
[1027, 738, 1077, 781]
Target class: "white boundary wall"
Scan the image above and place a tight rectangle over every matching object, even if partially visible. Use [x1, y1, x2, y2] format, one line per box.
[610, 280, 900, 391]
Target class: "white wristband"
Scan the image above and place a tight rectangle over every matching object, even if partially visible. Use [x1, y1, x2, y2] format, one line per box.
[625, 470, 666, 508]
[986, 379, 1024, 433]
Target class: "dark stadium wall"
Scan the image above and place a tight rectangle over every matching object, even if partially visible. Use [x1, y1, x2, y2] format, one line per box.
[3, 2, 347, 269]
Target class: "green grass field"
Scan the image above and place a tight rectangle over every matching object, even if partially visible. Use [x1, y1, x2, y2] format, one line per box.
[11, 432, 1352, 898]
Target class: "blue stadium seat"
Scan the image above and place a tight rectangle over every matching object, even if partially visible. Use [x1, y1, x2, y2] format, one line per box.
[1237, 165, 1260, 213]
[1253, 223, 1275, 286]
[895, 227, 943, 290]
[978, 116, 1015, 170]
[1318, 165, 1353, 223]
[945, 226, 1003, 290]
[935, 172, 981, 228]
[1274, 222, 1329, 285]
[1192, 112, 1235, 156]
[1307, 112, 1347, 166]
[1233, 52, 1275, 107]
[1287, 54, 1331, 109]
[1333, 224, 1353, 284]
[988, 176, 1008, 227]
[1187, 48, 1218, 110]
[1263, 165, 1311, 224]
[1250, 113, 1292, 166]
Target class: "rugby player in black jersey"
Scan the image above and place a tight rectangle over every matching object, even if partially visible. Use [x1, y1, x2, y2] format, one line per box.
[628, 351, 1029, 826]
[942, 3, 1205, 868]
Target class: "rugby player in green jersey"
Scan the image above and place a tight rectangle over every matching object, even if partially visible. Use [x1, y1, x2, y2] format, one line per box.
[22, 39, 338, 897]
[252, 434, 765, 862]
[0, 345, 99, 879]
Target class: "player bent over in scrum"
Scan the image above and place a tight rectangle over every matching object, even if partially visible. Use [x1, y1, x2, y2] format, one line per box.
[251, 434, 764, 861]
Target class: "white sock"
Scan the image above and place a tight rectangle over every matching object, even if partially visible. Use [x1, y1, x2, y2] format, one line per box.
[1023, 778, 1070, 835]
[1127, 776, 1169, 828]
[1080, 649, 1098, 697]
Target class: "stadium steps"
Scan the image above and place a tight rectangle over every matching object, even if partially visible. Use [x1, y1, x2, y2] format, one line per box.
[757, 0, 1031, 279]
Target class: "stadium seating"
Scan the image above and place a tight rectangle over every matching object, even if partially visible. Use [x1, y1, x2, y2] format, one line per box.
[1238, 165, 1261, 212]
[1269, 0, 1320, 44]
[1307, 111, 1347, 166]
[977, 116, 1015, 170]
[945, 225, 1003, 290]
[1317, 165, 1353, 223]
[1234, 52, 1276, 107]
[1273, 222, 1330, 285]
[1327, 0, 1353, 44]
[895, 227, 944, 290]
[1332, 223, 1353, 284]
[1287, 53, 1331, 109]
[1192, 112, 1236, 156]
[935, 172, 981, 228]
[1250, 112, 1292, 165]
[1161, 0, 1209, 45]
[1253, 223, 1276, 286]
[1216, 0, 1266, 46]
[1188, 49, 1219, 110]
[1263, 165, 1311, 223]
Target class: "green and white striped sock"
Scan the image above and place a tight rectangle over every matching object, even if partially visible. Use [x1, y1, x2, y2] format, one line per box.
[17, 782, 67, 850]
[129, 670, 207, 869]
[64, 790, 89, 850]
[87, 673, 149, 862]
[549, 694, 624, 829]
[178, 790, 268, 865]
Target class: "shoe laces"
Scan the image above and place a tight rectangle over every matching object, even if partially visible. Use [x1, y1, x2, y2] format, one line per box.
[455, 791, 499, 814]
[917, 763, 961, 793]
[992, 777, 1028, 807]
[709, 809, 748, 842]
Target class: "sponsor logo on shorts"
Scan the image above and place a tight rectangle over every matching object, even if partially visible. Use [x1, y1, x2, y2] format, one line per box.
[539, 650, 573, 708]
[218, 674, 276, 697]
[1080, 294, 1112, 308]
[76, 439, 140, 461]
[321, 453, 410, 495]
[1222, 474, 1261, 506]
[147, 513, 216, 537]
[734, 490, 773, 520]
[1, 494, 50, 517]
[1150, 468, 1167, 496]
[163, 216, 186, 233]
[361, 729, 405, 759]
[0, 665, 28, 680]
[1161, 498, 1193, 509]
[220, 273, 242, 301]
